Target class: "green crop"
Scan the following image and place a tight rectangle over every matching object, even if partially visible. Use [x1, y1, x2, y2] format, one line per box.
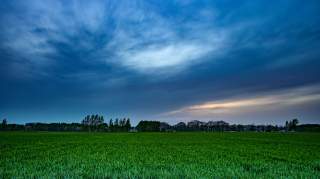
[1, 132, 319, 178]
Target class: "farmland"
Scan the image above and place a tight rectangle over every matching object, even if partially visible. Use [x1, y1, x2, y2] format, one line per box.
[0, 132, 320, 178]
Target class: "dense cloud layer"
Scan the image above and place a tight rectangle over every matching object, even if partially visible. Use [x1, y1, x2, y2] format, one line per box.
[1, 0, 320, 124]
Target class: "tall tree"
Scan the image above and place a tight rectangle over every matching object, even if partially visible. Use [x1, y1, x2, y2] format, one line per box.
[285, 121, 289, 131]
[291, 118, 299, 131]
[94, 114, 99, 125]
[81, 114, 106, 132]
[125, 118, 131, 131]
[120, 118, 125, 127]
[100, 116, 104, 125]
[286, 119, 299, 131]
[1, 118, 7, 129]
[114, 118, 119, 127]
[109, 119, 114, 131]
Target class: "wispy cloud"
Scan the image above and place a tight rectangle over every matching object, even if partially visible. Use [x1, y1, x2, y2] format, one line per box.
[1, 0, 320, 124]
[104, 2, 228, 75]
[164, 85, 320, 117]
[117, 41, 213, 73]
[0, 0, 229, 77]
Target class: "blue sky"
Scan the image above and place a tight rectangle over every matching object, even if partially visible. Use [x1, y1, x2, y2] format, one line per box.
[1, 0, 320, 125]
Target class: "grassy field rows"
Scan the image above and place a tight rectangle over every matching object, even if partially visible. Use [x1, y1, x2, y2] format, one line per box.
[1, 132, 320, 178]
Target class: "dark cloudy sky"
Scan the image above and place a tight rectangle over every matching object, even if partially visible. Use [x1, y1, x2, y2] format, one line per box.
[1, 0, 320, 125]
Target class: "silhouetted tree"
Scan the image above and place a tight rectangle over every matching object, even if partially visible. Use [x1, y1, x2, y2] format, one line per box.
[81, 114, 105, 132]
[160, 122, 170, 132]
[94, 115, 99, 125]
[125, 118, 131, 131]
[101, 116, 104, 124]
[296, 124, 320, 132]
[114, 118, 119, 127]
[109, 119, 114, 131]
[291, 118, 299, 131]
[285, 119, 299, 131]
[119, 118, 123, 127]
[136, 121, 160, 132]
[174, 122, 187, 131]
[1, 118, 7, 130]
[114, 118, 119, 131]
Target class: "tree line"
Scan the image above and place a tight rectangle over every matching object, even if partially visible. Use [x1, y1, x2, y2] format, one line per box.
[81, 115, 131, 132]
[0, 115, 131, 132]
[1, 117, 320, 132]
[136, 119, 303, 132]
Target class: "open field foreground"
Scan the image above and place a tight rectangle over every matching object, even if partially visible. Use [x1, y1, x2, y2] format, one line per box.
[1, 132, 320, 178]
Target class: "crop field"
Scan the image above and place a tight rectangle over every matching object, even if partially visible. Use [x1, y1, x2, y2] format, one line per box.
[0, 132, 320, 178]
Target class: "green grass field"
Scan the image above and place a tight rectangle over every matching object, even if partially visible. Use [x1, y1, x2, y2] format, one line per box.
[1, 132, 320, 178]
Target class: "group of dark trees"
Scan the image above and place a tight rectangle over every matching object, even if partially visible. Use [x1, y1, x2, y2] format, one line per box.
[285, 119, 299, 131]
[136, 120, 283, 132]
[0, 118, 25, 131]
[1, 118, 6, 128]
[80, 115, 131, 131]
[82, 115, 106, 132]
[1, 117, 320, 132]
[25, 122, 84, 131]
[136, 121, 160, 132]
[136, 119, 320, 132]
[0, 115, 131, 132]
[108, 118, 131, 132]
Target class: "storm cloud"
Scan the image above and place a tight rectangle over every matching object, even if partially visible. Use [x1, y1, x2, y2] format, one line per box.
[1, 0, 320, 124]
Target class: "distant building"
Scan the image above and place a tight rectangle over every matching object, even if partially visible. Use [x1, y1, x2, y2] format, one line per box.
[173, 122, 187, 131]
[206, 120, 229, 127]
[175, 122, 186, 127]
[187, 120, 206, 128]
[205, 120, 229, 131]
[160, 122, 171, 132]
